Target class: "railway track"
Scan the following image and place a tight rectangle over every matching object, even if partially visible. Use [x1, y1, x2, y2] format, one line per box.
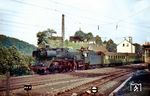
[55, 70, 131, 96]
[0, 73, 78, 91]
[0, 69, 127, 92]
[0, 66, 137, 96]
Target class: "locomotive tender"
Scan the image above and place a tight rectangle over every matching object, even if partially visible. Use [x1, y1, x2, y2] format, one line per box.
[31, 47, 143, 74]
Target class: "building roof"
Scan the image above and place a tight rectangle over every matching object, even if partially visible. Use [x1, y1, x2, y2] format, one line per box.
[143, 42, 150, 48]
[117, 39, 135, 46]
[104, 52, 115, 55]
[88, 44, 108, 53]
[48, 36, 62, 40]
[88, 37, 96, 42]
[69, 36, 82, 42]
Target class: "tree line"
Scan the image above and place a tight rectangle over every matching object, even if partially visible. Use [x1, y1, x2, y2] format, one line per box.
[74, 30, 117, 52]
[36, 28, 118, 52]
[0, 35, 36, 56]
[74, 30, 103, 45]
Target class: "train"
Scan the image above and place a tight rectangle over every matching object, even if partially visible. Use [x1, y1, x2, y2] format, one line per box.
[31, 47, 144, 74]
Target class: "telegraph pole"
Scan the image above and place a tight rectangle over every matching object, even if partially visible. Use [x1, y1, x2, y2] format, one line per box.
[6, 71, 10, 96]
[62, 14, 65, 48]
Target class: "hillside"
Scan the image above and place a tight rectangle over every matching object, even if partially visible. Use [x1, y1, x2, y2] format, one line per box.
[0, 34, 36, 55]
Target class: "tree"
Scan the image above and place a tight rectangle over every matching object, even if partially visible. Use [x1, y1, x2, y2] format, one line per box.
[103, 40, 107, 44]
[0, 45, 34, 95]
[44, 28, 56, 37]
[0, 46, 9, 74]
[86, 32, 93, 41]
[64, 39, 69, 47]
[74, 30, 86, 41]
[106, 39, 117, 52]
[37, 28, 57, 47]
[37, 32, 47, 45]
[0, 46, 32, 75]
[133, 43, 143, 55]
[95, 35, 102, 45]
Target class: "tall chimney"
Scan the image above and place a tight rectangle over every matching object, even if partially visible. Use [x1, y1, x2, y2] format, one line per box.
[62, 14, 65, 48]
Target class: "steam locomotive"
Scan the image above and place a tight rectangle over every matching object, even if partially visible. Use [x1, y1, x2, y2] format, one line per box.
[31, 47, 143, 74]
[31, 47, 87, 74]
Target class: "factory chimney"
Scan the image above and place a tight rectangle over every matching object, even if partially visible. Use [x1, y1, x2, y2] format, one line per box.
[62, 14, 65, 48]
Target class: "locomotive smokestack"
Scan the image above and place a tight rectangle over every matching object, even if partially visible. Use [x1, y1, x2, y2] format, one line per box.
[62, 14, 65, 48]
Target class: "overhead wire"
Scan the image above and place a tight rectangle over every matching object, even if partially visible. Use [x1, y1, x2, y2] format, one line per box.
[0, 19, 50, 28]
[49, 0, 150, 28]
[116, 6, 150, 23]
[1, 0, 150, 32]
[10, 0, 115, 25]
[49, 0, 116, 21]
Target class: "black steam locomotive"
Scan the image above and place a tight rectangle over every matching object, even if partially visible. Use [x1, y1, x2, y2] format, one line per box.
[31, 48, 86, 74]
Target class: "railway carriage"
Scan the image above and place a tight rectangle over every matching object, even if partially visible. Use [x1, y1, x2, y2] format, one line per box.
[103, 52, 125, 66]
[83, 50, 104, 69]
[103, 52, 143, 66]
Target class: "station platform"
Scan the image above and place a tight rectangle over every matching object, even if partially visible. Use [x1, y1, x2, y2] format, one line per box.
[110, 69, 150, 96]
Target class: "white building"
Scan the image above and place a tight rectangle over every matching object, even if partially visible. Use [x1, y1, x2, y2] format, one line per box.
[117, 37, 135, 53]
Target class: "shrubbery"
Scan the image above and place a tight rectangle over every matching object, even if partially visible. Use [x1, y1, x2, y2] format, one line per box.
[0, 46, 34, 76]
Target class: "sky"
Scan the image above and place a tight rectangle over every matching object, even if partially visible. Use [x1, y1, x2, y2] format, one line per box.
[0, 0, 150, 46]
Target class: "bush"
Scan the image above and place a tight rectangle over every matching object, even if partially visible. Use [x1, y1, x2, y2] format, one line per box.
[0, 46, 34, 76]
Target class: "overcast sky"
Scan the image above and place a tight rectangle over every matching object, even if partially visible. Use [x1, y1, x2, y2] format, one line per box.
[0, 0, 150, 46]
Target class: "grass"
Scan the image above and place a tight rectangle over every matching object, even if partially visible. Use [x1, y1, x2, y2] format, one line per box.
[65, 41, 88, 49]
[47, 40, 88, 49]
[0, 75, 6, 80]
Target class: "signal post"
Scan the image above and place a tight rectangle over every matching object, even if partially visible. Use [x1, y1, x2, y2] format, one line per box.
[143, 42, 150, 70]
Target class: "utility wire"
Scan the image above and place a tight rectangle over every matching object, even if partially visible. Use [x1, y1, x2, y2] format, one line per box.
[44, 0, 150, 25]
[116, 6, 150, 23]
[11, 0, 150, 27]
[10, 0, 115, 24]
[0, 19, 49, 28]
[1, 0, 150, 32]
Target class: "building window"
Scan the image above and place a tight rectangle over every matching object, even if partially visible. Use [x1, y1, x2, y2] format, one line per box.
[127, 43, 129, 47]
[123, 44, 125, 47]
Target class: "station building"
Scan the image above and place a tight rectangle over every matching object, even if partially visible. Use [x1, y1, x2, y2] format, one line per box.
[117, 37, 135, 53]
